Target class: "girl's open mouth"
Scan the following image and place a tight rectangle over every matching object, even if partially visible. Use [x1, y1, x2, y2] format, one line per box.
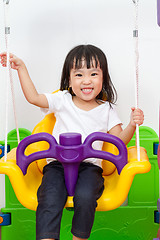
[81, 88, 93, 94]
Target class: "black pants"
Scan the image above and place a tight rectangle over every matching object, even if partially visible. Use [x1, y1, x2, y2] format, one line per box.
[36, 161, 104, 240]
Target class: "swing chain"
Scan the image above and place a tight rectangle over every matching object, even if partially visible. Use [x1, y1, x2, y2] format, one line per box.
[5, 27, 10, 34]
[133, 30, 138, 37]
[133, 0, 139, 37]
[3, 0, 10, 34]
[132, 0, 139, 4]
[3, 0, 10, 4]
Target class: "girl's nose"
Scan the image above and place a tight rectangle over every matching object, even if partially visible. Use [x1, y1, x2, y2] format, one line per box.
[82, 77, 91, 84]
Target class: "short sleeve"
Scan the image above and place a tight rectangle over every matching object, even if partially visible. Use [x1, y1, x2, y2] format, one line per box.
[40, 91, 64, 115]
[107, 105, 122, 131]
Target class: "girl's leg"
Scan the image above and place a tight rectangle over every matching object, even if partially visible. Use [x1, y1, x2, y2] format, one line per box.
[71, 162, 104, 239]
[73, 236, 87, 240]
[36, 162, 68, 240]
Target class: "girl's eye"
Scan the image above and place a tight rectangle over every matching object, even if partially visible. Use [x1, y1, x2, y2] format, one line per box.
[91, 73, 98, 76]
[75, 74, 82, 77]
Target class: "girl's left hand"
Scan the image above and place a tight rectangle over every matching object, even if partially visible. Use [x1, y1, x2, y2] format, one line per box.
[130, 107, 144, 127]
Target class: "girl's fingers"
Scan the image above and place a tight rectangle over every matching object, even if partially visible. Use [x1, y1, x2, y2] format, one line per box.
[134, 114, 144, 126]
[0, 52, 7, 57]
[0, 53, 15, 66]
[0, 52, 14, 56]
[131, 107, 144, 126]
[0, 52, 14, 60]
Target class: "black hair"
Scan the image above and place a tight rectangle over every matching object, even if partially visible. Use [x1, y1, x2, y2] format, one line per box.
[60, 44, 117, 104]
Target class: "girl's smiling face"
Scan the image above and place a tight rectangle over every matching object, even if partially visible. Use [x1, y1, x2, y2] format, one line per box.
[69, 59, 103, 105]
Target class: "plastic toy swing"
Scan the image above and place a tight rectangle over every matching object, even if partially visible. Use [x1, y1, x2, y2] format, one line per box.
[0, 110, 151, 211]
[0, 0, 151, 212]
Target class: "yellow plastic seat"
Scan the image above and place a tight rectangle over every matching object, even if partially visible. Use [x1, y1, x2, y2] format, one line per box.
[0, 113, 151, 211]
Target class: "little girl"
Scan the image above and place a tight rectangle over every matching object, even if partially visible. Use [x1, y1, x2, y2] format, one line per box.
[0, 44, 144, 240]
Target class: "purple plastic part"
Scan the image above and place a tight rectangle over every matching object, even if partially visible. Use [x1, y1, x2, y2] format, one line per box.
[157, 199, 160, 212]
[83, 132, 127, 174]
[60, 133, 82, 146]
[158, 144, 160, 169]
[16, 133, 58, 175]
[158, 0, 160, 26]
[158, 106, 160, 169]
[16, 132, 127, 196]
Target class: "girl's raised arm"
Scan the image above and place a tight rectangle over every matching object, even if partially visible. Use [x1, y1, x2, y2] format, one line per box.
[0, 53, 49, 108]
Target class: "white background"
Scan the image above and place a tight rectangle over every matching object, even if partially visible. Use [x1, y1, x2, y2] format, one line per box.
[0, 0, 160, 208]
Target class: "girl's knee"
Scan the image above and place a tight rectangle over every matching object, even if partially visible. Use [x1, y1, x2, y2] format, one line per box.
[74, 190, 97, 208]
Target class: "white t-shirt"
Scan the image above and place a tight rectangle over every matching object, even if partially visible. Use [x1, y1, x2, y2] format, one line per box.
[41, 90, 122, 168]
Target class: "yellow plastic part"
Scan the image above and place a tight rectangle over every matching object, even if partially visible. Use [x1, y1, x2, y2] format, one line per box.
[0, 113, 151, 211]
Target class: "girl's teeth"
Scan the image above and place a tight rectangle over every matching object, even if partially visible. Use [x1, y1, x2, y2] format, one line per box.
[82, 88, 92, 92]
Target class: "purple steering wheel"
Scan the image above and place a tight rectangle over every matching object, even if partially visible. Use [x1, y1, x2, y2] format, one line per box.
[16, 132, 127, 196]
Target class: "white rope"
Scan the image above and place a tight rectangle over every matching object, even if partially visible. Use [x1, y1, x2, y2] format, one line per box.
[4, 0, 10, 162]
[133, 0, 140, 161]
[9, 64, 20, 144]
[3, 0, 20, 161]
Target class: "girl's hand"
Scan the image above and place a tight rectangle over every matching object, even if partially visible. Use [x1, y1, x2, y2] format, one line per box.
[0, 52, 24, 70]
[130, 107, 144, 127]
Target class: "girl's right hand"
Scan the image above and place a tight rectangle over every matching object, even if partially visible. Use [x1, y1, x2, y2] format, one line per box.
[0, 52, 24, 70]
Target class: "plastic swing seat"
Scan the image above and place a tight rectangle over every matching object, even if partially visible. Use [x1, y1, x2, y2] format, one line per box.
[0, 113, 151, 212]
